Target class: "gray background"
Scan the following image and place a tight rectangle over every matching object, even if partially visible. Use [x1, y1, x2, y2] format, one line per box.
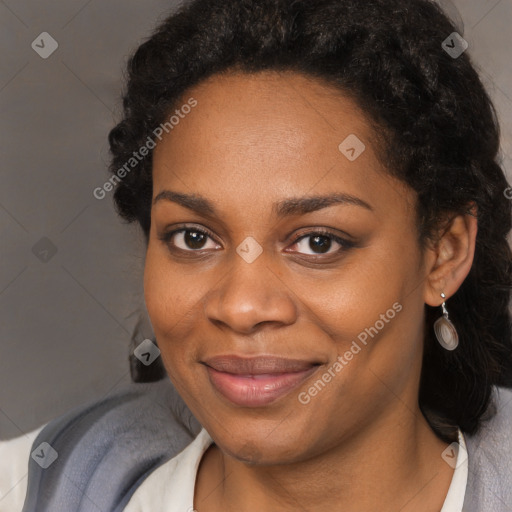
[1, 0, 511, 440]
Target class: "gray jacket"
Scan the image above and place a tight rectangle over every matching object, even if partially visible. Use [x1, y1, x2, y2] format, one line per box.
[21, 379, 512, 511]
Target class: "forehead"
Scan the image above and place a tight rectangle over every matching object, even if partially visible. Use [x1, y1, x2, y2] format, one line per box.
[166, 69, 373, 149]
[151, 70, 408, 218]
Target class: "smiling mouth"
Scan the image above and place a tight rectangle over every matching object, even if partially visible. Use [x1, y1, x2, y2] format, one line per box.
[202, 355, 322, 407]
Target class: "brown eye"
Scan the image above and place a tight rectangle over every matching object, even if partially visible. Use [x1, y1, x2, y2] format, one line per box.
[287, 230, 355, 256]
[182, 230, 208, 249]
[158, 226, 221, 252]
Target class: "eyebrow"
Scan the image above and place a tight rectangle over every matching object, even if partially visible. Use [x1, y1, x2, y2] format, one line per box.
[153, 190, 373, 217]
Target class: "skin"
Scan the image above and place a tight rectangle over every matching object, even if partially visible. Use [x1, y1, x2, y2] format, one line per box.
[144, 70, 477, 512]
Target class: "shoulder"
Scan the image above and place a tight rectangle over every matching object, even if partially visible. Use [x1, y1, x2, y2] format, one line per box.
[124, 428, 213, 511]
[20, 378, 203, 512]
[463, 386, 512, 510]
[468, 386, 512, 456]
[0, 425, 46, 512]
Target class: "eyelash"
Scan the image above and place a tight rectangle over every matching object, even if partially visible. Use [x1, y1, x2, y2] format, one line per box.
[157, 224, 355, 258]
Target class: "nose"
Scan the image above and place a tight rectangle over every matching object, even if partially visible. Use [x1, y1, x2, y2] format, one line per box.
[204, 252, 298, 335]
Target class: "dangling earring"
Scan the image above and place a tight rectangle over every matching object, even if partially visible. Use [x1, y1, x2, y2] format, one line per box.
[434, 292, 459, 351]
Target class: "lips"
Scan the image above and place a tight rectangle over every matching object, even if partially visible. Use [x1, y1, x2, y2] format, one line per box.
[203, 355, 318, 374]
[202, 355, 321, 407]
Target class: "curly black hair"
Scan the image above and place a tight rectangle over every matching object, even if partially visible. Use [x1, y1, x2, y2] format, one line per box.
[108, 0, 512, 442]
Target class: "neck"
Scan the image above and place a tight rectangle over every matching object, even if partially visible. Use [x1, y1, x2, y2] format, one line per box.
[194, 404, 455, 512]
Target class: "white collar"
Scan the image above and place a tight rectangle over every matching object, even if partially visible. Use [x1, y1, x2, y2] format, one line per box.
[124, 427, 468, 512]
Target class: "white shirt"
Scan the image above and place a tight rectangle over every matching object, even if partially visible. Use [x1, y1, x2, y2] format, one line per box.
[0, 426, 468, 512]
[0, 426, 43, 512]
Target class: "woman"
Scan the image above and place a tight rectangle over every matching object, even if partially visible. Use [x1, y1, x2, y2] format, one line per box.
[2, 0, 512, 510]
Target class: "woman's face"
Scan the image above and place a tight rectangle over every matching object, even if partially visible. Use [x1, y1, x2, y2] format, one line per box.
[145, 70, 431, 464]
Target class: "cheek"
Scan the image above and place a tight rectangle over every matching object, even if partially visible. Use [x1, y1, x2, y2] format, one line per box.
[143, 246, 193, 355]
[143, 249, 203, 407]
[297, 240, 423, 383]
[143, 248, 174, 329]
[143, 240, 203, 321]
[143, 243, 214, 387]
[297, 246, 411, 340]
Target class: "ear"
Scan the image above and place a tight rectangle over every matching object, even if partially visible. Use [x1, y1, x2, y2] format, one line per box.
[423, 205, 478, 307]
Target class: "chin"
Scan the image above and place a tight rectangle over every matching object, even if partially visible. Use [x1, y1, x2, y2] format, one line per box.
[208, 421, 311, 466]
